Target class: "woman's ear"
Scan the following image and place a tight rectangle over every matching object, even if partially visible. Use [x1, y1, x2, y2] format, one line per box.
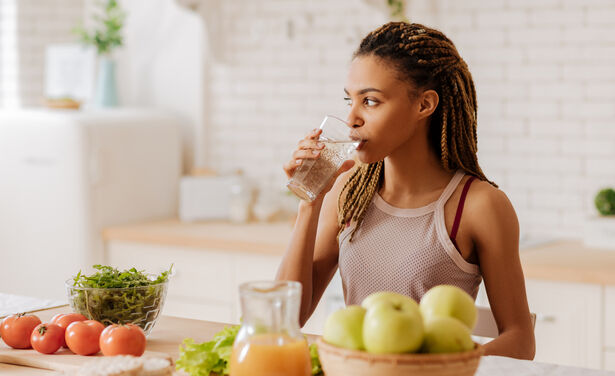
[417, 89, 439, 120]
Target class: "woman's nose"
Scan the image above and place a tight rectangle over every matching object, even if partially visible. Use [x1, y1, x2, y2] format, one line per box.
[346, 113, 363, 128]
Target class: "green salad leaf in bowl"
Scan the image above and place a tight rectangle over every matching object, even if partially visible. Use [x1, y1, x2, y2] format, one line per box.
[66, 264, 172, 335]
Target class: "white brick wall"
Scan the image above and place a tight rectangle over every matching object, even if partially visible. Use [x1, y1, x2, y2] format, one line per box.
[3, 0, 615, 240]
[434, 0, 615, 239]
[201, 0, 615, 240]
[0, 0, 84, 107]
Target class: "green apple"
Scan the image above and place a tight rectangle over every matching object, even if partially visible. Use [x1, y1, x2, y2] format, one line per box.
[419, 285, 477, 330]
[323, 305, 366, 350]
[421, 316, 474, 353]
[361, 291, 420, 312]
[362, 297, 424, 354]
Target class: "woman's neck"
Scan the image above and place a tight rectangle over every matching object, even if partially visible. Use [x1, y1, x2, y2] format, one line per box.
[379, 130, 454, 208]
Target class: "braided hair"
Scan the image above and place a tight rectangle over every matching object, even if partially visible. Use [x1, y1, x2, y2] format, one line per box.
[339, 22, 495, 241]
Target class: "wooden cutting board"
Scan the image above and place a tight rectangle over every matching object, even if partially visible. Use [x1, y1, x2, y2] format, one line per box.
[0, 345, 172, 373]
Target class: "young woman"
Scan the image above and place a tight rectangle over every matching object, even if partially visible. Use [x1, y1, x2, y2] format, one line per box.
[277, 22, 535, 360]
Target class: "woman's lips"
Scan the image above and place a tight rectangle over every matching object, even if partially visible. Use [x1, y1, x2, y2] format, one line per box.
[349, 132, 364, 150]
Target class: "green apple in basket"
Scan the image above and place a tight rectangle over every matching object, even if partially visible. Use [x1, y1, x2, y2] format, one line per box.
[419, 285, 478, 354]
[419, 285, 477, 330]
[421, 316, 475, 353]
[361, 292, 424, 354]
[323, 305, 366, 350]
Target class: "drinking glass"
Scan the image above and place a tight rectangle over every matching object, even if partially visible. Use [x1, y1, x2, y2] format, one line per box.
[286, 115, 358, 202]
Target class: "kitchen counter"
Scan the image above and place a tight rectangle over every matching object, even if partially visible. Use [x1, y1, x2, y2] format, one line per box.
[103, 219, 293, 256]
[520, 240, 615, 285]
[2, 306, 613, 376]
[104, 220, 615, 285]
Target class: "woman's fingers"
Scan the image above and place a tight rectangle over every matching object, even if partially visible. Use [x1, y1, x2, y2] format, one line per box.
[306, 128, 322, 139]
[284, 130, 325, 179]
[297, 138, 325, 151]
[283, 159, 301, 179]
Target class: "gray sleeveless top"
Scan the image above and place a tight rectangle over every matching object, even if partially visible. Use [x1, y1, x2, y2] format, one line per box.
[338, 170, 482, 305]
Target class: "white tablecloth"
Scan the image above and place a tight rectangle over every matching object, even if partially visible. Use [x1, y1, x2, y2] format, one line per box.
[478, 356, 615, 375]
[0, 293, 65, 318]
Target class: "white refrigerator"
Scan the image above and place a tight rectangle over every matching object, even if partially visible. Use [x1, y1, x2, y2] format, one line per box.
[0, 108, 182, 301]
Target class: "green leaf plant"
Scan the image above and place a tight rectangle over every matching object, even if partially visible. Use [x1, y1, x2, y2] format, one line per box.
[73, 0, 125, 55]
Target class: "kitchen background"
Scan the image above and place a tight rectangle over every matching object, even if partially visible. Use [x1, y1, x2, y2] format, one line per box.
[1, 0, 615, 371]
[2, 0, 615, 239]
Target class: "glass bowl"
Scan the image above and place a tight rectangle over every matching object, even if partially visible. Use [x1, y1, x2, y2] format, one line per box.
[65, 279, 168, 336]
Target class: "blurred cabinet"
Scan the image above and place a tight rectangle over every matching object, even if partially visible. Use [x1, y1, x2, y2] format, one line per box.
[605, 351, 615, 372]
[478, 279, 612, 370]
[525, 279, 602, 369]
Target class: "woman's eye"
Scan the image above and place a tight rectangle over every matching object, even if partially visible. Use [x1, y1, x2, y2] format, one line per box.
[364, 98, 378, 106]
[343, 97, 352, 106]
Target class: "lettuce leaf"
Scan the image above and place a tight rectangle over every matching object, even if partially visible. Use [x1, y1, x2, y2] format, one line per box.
[310, 343, 323, 376]
[176, 325, 240, 376]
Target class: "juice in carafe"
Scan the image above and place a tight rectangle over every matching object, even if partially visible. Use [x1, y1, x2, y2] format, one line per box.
[230, 333, 310, 376]
[230, 281, 310, 376]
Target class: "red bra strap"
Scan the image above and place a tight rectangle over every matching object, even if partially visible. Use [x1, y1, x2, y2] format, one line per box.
[450, 176, 476, 243]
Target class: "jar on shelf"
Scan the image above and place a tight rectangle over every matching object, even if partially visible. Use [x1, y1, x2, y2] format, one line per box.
[229, 173, 253, 223]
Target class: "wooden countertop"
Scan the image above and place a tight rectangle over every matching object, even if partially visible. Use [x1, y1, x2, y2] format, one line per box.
[520, 240, 615, 285]
[2, 306, 610, 375]
[103, 219, 293, 256]
[103, 220, 615, 285]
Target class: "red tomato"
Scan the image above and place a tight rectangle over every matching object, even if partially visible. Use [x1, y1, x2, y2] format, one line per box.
[65, 320, 105, 355]
[50, 313, 87, 347]
[0, 314, 41, 349]
[30, 323, 64, 354]
[99, 324, 146, 357]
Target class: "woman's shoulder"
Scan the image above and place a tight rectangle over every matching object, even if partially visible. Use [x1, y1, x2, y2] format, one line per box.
[463, 177, 519, 232]
[466, 177, 512, 207]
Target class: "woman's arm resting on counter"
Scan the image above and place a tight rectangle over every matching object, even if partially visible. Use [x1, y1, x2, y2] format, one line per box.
[469, 186, 536, 360]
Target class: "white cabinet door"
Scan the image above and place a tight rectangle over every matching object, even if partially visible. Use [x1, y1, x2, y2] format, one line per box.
[605, 286, 615, 349]
[232, 253, 283, 321]
[525, 279, 602, 369]
[605, 351, 615, 372]
[164, 297, 235, 324]
[106, 241, 236, 323]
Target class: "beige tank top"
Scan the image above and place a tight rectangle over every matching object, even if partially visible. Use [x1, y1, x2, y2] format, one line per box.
[338, 170, 482, 305]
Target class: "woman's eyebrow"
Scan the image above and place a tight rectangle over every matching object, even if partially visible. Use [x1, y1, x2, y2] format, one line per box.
[344, 87, 383, 95]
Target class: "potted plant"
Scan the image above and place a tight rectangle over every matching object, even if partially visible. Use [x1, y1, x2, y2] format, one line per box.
[584, 188, 615, 250]
[362, 0, 409, 22]
[73, 0, 125, 107]
[595, 188, 615, 216]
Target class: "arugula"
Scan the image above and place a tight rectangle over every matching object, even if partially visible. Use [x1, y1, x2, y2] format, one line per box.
[68, 265, 171, 329]
[176, 325, 324, 376]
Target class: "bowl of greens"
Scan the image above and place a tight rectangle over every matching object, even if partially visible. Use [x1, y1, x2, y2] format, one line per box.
[66, 264, 172, 336]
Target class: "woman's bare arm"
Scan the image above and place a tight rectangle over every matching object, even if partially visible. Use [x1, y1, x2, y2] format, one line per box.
[467, 185, 536, 360]
[276, 162, 355, 326]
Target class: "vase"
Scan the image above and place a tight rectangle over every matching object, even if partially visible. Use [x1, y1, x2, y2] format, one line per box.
[94, 56, 118, 107]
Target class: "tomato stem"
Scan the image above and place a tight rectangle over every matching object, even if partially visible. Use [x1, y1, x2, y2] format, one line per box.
[38, 325, 48, 335]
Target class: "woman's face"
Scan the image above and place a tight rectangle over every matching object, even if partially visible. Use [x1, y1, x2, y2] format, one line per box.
[344, 55, 425, 164]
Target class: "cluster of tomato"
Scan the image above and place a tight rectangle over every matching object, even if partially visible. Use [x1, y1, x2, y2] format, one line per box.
[0, 312, 147, 357]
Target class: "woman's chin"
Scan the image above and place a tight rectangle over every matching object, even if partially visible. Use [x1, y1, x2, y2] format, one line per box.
[356, 151, 380, 165]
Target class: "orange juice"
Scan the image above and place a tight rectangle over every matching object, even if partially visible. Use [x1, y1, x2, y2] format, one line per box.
[230, 333, 311, 376]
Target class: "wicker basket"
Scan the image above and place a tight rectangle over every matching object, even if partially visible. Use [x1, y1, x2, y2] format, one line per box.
[316, 337, 483, 376]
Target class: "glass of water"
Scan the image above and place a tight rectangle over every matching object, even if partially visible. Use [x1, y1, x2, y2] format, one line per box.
[286, 115, 358, 202]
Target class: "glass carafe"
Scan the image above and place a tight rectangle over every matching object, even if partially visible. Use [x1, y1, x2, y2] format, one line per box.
[230, 280, 311, 376]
